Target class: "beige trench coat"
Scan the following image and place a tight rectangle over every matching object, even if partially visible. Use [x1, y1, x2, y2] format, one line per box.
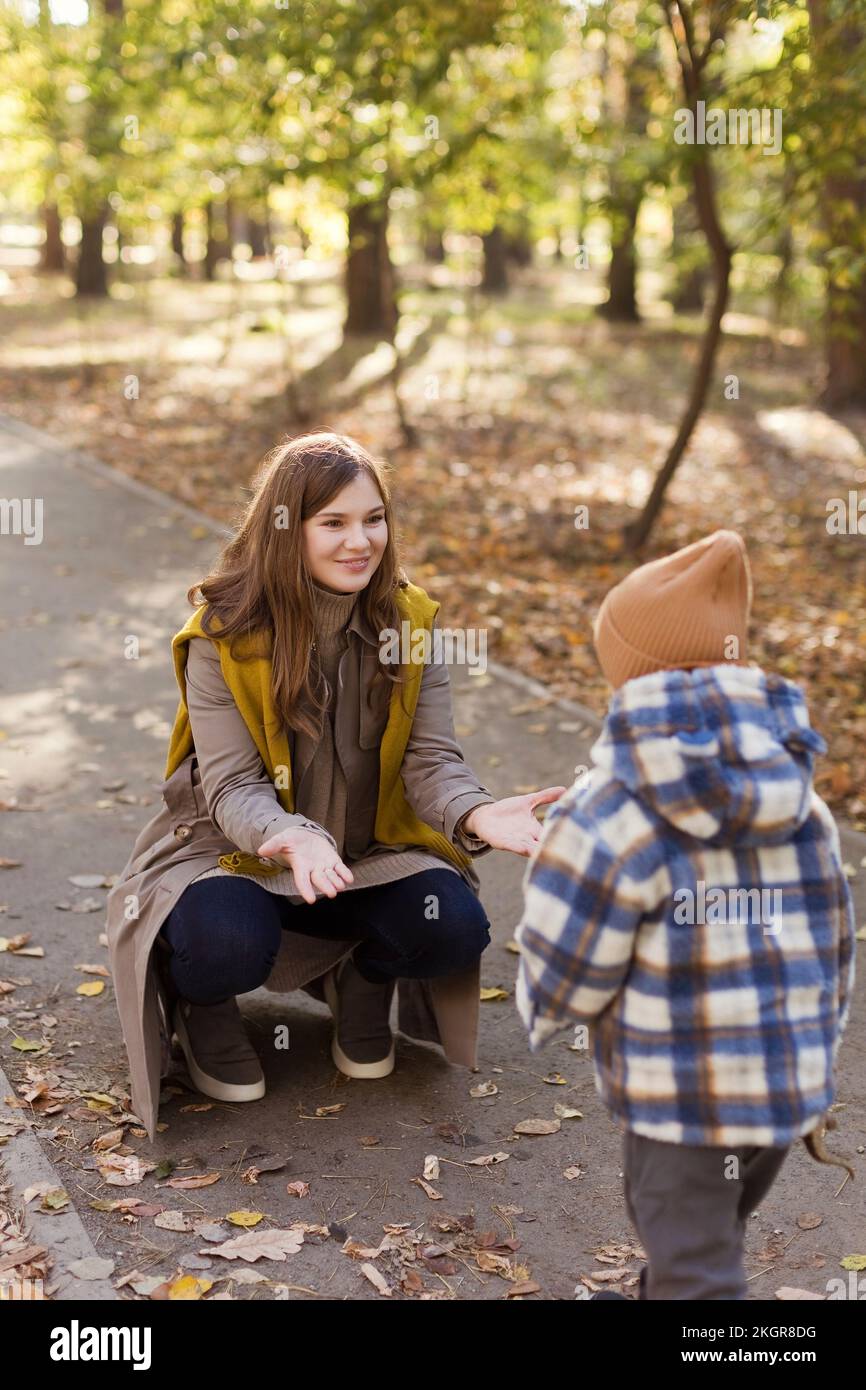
[106, 599, 496, 1140]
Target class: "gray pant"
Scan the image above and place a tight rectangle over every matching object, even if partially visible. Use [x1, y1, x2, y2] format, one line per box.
[623, 1131, 790, 1299]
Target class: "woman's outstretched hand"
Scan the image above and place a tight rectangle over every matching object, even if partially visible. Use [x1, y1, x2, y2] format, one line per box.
[461, 786, 567, 857]
[256, 826, 354, 905]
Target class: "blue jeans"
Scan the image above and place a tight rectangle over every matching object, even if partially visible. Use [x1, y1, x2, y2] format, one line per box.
[159, 868, 491, 1004]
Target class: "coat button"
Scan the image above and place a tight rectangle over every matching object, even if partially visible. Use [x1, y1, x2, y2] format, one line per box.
[174, 824, 193, 841]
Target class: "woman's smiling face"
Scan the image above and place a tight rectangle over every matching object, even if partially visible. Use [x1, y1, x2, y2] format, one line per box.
[301, 471, 388, 594]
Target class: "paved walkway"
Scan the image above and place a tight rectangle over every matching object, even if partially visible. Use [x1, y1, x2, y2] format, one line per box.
[1, 414, 863, 1301]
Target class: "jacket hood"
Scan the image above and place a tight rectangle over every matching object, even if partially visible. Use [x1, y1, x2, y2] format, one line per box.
[590, 664, 826, 847]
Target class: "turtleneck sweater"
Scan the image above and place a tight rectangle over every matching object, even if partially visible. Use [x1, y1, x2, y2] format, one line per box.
[186, 580, 468, 927]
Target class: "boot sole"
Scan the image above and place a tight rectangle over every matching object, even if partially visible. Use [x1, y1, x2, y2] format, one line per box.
[172, 1005, 266, 1103]
[322, 969, 395, 1080]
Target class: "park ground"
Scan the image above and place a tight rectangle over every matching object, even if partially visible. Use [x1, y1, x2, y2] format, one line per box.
[1, 262, 865, 1300]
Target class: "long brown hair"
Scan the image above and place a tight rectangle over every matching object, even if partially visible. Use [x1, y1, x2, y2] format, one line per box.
[188, 431, 408, 740]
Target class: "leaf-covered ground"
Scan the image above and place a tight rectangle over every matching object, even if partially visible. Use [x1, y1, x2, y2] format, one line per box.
[2, 263, 864, 827]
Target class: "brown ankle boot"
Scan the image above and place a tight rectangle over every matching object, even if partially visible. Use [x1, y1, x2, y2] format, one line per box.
[172, 997, 265, 1102]
[322, 956, 396, 1079]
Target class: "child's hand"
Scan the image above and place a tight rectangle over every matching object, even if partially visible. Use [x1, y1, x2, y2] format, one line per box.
[256, 826, 354, 904]
[462, 786, 567, 856]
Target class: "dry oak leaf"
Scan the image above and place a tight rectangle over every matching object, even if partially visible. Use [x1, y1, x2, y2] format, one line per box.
[466, 1152, 510, 1166]
[204, 1226, 305, 1262]
[286, 1181, 310, 1198]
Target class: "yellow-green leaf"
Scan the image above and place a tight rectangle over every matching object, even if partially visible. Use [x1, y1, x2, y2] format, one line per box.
[226, 1210, 264, 1227]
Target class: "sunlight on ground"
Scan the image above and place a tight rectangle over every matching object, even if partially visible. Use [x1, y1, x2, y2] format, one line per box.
[757, 408, 866, 468]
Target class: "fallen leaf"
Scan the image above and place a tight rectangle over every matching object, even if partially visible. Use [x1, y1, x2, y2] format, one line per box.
[69, 1256, 115, 1281]
[470, 1081, 498, 1098]
[226, 1211, 264, 1228]
[554, 1104, 583, 1120]
[286, 1181, 310, 1198]
[314, 1104, 346, 1117]
[97, 1155, 157, 1186]
[563, 1165, 585, 1180]
[423, 1155, 440, 1181]
[466, 1152, 510, 1166]
[164, 1172, 221, 1190]
[411, 1176, 443, 1200]
[506, 1280, 541, 1298]
[167, 1275, 212, 1300]
[154, 1210, 194, 1232]
[92, 1129, 125, 1153]
[775, 1286, 826, 1300]
[840, 1254, 866, 1271]
[76, 981, 105, 997]
[513, 1118, 561, 1136]
[796, 1212, 824, 1231]
[480, 987, 509, 1002]
[205, 1227, 305, 1262]
[360, 1262, 392, 1296]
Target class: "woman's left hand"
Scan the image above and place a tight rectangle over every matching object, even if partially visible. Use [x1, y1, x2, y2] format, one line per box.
[462, 786, 567, 856]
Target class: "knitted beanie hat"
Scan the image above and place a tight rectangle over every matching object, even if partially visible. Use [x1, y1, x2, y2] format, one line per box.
[592, 530, 752, 690]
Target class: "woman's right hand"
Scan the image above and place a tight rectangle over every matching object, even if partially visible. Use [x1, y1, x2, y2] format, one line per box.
[256, 826, 354, 905]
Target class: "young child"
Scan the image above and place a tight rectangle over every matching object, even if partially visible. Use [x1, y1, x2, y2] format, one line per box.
[515, 530, 856, 1300]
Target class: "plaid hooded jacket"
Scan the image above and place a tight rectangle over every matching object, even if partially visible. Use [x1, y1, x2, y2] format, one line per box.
[515, 664, 856, 1147]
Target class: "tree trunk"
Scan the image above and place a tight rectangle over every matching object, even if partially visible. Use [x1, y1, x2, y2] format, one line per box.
[344, 198, 397, 337]
[75, 209, 109, 296]
[171, 211, 187, 269]
[481, 227, 509, 294]
[248, 210, 270, 257]
[808, 0, 866, 408]
[600, 196, 641, 321]
[40, 203, 65, 272]
[423, 228, 445, 263]
[671, 191, 709, 312]
[204, 201, 231, 281]
[625, 1, 733, 550]
[503, 229, 532, 266]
